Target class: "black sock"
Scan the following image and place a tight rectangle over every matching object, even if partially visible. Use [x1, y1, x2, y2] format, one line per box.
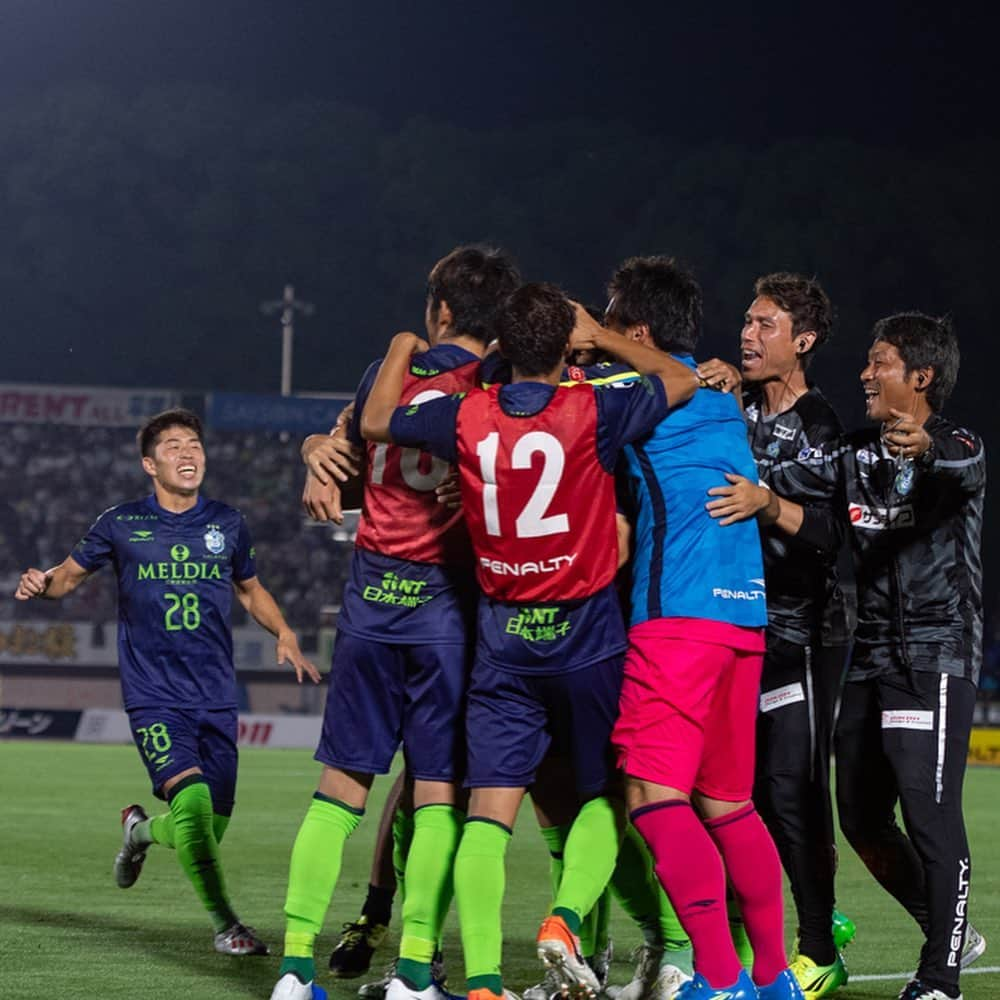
[361, 883, 394, 926]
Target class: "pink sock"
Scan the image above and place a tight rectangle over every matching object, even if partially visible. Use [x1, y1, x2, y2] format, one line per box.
[631, 801, 743, 989]
[705, 804, 787, 985]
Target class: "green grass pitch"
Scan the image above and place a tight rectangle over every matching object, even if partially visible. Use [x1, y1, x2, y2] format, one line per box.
[1, 743, 996, 1000]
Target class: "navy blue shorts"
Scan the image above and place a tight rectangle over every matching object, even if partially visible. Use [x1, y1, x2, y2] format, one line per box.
[127, 707, 239, 814]
[316, 631, 469, 782]
[465, 655, 624, 796]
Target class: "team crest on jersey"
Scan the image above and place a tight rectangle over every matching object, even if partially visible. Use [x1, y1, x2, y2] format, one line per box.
[566, 365, 586, 382]
[203, 525, 225, 554]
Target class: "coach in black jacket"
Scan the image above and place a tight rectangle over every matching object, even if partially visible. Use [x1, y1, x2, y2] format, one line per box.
[803, 312, 985, 1000]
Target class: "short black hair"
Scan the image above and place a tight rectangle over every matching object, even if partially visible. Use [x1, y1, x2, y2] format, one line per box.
[427, 244, 521, 344]
[606, 256, 702, 355]
[871, 312, 959, 413]
[753, 272, 833, 368]
[497, 282, 575, 377]
[137, 408, 204, 458]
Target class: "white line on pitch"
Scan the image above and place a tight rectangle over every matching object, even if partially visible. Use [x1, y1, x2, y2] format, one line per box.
[851, 965, 1000, 982]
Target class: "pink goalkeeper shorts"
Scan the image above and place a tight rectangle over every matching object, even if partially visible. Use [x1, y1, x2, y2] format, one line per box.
[612, 616, 764, 801]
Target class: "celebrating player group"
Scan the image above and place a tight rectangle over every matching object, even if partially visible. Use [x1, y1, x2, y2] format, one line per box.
[15, 246, 987, 1000]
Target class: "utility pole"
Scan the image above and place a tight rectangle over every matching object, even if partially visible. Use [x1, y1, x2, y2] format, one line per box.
[260, 285, 314, 396]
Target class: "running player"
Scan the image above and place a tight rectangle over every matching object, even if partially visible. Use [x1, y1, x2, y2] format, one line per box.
[700, 273, 851, 998]
[601, 256, 804, 1000]
[268, 245, 520, 1000]
[14, 407, 319, 957]
[361, 281, 699, 1000]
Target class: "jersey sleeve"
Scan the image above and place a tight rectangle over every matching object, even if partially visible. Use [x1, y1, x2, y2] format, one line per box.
[593, 377, 669, 472]
[71, 509, 116, 573]
[919, 424, 986, 495]
[231, 515, 257, 582]
[346, 360, 382, 447]
[388, 393, 463, 463]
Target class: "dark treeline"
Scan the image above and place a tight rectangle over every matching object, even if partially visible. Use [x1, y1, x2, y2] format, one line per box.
[1, 83, 995, 609]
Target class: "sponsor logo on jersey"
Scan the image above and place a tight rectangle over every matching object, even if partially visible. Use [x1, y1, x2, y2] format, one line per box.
[848, 503, 914, 530]
[171, 544, 190, 562]
[204, 526, 225, 554]
[504, 605, 572, 642]
[410, 363, 442, 377]
[855, 447, 878, 465]
[129, 529, 155, 543]
[773, 423, 796, 441]
[137, 561, 222, 582]
[480, 553, 577, 576]
[760, 682, 806, 713]
[766, 441, 781, 458]
[362, 570, 434, 608]
[881, 709, 933, 730]
[116, 513, 158, 521]
[711, 578, 766, 602]
[797, 446, 826, 464]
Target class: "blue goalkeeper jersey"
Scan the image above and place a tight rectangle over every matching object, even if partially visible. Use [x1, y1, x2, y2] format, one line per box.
[623, 355, 767, 629]
[72, 494, 256, 710]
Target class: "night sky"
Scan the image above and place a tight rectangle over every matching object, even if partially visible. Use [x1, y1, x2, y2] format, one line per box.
[3, 1, 993, 144]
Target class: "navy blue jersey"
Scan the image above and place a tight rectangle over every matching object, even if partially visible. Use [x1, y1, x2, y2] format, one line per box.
[71, 495, 256, 710]
[390, 377, 667, 672]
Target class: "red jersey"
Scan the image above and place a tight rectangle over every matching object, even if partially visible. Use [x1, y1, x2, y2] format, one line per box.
[455, 383, 618, 602]
[355, 357, 478, 566]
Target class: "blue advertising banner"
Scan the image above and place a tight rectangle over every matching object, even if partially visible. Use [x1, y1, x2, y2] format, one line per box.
[206, 392, 352, 433]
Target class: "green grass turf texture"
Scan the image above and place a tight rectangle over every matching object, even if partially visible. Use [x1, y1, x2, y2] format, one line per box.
[1, 743, 996, 1000]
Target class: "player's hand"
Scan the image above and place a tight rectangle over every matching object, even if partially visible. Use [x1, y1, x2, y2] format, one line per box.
[302, 471, 345, 523]
[389, 331, 429, 355]
[14, 568, 50, 600]
[277, 631, 321, 684]
[706, 474, 770, 526]
[882, 409, 932, 459]
[696, 358, 741, 393]
[568, 301, 604, 352]
[435, 469, 462, 509]
[302, 434, 361, 485]
[333, 400, 355, 434]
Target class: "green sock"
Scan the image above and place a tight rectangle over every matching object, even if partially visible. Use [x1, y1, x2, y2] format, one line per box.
[552, 797, 625, 930]
[169, 779, 237, 933]
[595, 887, 612, 955]
[213, 813, 231, 844]
[727, 893, 754, 969]
[658, 883, 691, 953]
[454, 818, 511, 989]
[392, 806, 415, 906]
[610, 824, 663, 946]
[279, 794, 363, 980]
[539, 823, 571, 899]
[398, 804, 462, 989]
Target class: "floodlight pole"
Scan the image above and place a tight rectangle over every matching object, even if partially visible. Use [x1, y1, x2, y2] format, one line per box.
[260, 285, 315, 396]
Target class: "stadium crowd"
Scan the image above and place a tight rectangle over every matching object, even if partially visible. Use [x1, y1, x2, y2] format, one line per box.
[1, 423, 352, 630]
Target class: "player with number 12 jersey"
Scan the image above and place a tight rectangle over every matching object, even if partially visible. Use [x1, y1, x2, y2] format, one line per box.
[362, 283, 699, 1000]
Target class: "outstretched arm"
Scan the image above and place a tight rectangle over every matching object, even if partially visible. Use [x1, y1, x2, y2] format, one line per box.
[360, 332, 428, 443]
[14, 556, 90, 601]
[233, 576, 321, 684]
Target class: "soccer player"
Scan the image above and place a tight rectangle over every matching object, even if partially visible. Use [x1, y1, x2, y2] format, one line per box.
[14, 407, 319, 956]
[701, 273, 851, 997]
[361, 282, 699, 1000]
[823, 314, 984, 1000]
[269, 245, 520, 1000]
[602, 256, 804, 1000]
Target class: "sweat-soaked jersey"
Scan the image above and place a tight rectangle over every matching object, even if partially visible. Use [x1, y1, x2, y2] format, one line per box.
[71, 495, 256, 710]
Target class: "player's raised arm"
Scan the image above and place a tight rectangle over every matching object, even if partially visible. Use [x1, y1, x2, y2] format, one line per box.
[233, 575, 321, 684]
[569, 303, 699, 407]
[14, 555, 90, 601]
[359, 331, 429, 443]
